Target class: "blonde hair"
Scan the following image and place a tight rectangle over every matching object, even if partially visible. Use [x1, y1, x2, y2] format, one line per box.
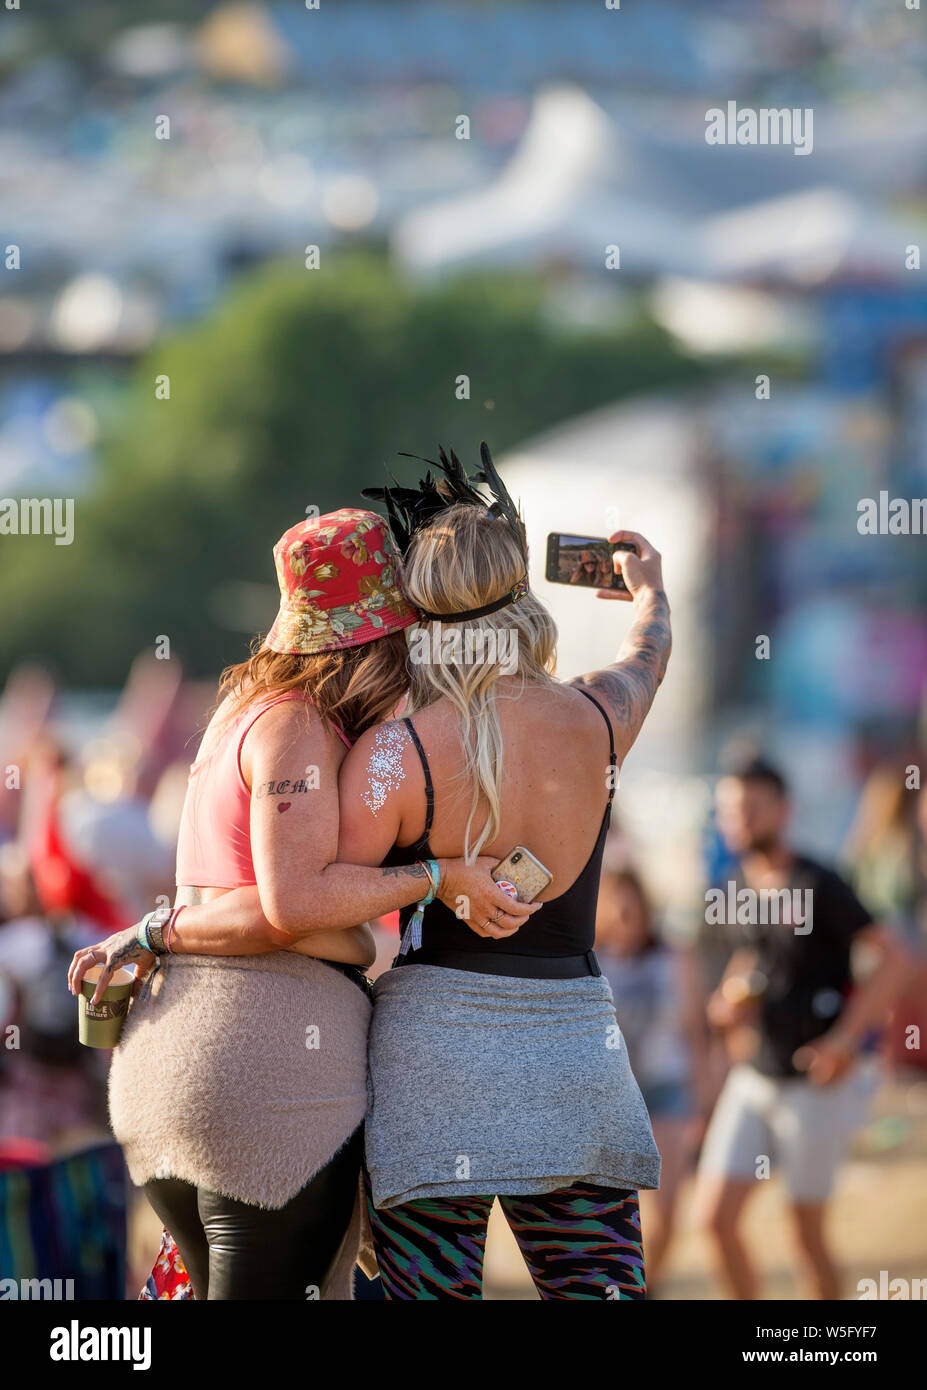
[403, 503, 558, 858]
[215, 630, 410, 745]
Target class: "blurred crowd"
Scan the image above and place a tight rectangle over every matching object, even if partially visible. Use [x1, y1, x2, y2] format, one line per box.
[0, 658, 201, 1164]
[1, 652, 926, 1298]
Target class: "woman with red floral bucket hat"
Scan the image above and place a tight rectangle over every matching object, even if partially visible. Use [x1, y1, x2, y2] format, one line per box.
[69, 507, 536, 1301]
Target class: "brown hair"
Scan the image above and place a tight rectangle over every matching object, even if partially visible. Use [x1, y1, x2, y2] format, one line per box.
[214, 630, 410, 745]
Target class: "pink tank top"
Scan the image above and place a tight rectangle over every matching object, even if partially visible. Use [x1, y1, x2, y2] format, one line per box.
[175, 693, 351, 888]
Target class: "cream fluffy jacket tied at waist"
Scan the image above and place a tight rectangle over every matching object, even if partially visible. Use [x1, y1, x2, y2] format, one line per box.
[108, 951, 375, 1299]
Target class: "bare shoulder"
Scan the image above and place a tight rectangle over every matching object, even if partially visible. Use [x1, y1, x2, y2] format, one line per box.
[522, 679, 605, 727]
[247, 694, 315, 735]
[568, 667, 646, 733]
[547, 680, 618, 753]
[395, 695, 472, 753]
[241, 696, 336, 772]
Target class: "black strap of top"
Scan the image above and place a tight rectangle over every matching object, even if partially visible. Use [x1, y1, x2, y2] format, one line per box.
[575, 686, 618, 807]
[402, 717, 435, 842]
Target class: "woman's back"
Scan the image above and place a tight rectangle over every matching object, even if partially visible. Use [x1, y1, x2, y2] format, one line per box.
[369, 679, 616, 961]
[337, 504, 670, 968]
[397, 679, 613, 895]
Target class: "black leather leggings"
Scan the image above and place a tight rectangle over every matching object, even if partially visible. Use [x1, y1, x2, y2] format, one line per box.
[143, 1125, 363, 1300]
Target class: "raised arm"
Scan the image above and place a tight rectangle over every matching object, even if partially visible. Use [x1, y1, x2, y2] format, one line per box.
[570, 529, 671, 765]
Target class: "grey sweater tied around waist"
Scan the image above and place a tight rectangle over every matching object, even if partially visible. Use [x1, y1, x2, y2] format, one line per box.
[365, 964, 661, 1211]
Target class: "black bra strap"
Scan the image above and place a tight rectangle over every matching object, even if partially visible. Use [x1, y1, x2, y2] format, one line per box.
[402, 717, 435, 841]
[575, 686, 618, 806]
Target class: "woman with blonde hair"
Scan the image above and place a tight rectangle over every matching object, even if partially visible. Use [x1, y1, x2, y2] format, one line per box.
[334, 445, 671, 1299]
[68, 507, 534, 1301]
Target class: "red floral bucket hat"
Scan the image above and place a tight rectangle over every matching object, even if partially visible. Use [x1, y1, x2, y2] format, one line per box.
[266, 508, 419, 655]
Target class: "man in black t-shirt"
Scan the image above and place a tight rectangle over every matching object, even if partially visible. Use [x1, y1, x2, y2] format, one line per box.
[696, 758, 908, 1300]
[720, 854, 874, 1080]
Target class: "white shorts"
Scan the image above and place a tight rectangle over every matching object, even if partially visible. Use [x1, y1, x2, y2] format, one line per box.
[698, 1060, 878, 1203]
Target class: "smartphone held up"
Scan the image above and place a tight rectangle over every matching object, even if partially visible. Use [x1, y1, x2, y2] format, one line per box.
[545, 533, 639, 593]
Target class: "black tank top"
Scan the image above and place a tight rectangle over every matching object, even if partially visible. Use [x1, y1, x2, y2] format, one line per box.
[381, 688, 616, 960]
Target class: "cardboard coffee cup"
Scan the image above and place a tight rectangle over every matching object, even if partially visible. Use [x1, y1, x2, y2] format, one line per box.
[78, 965, 134, 1048]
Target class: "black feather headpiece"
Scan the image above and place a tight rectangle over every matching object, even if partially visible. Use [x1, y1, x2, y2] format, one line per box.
[362, 441, 529, 622]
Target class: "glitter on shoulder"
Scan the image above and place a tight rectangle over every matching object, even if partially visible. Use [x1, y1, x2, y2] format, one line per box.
[362, 721, 411, 814]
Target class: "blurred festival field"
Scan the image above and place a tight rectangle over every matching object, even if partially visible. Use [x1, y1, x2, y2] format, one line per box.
[2, 0, 926, 1305]
[483, 1077, 927, 1301]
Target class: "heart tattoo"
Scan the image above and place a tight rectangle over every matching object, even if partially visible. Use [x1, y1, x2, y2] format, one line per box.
[277, 802, 292, 814]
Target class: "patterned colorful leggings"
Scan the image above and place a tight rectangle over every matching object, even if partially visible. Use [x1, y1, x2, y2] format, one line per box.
[367, 1180, 645, 1300]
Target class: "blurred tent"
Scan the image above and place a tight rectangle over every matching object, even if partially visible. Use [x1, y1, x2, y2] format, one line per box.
[650, 278, 816, 356]
[499, 394, 712, 773]
[499, 395, 714, 928]
[699, 187, 923, 288]
[649, 185, 924, 354]
[105, 24, 195, 81]
[393, 87, 690, 279]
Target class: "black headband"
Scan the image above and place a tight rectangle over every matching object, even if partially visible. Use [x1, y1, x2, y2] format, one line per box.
[416, 573, 529, 623]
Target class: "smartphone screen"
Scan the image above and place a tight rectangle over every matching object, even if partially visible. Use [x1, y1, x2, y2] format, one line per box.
[545, 533, 633, 591]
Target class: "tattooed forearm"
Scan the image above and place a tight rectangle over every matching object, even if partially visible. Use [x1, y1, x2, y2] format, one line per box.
[576, 589, 671, 749]
[616, 589, 671, 687]
[379, 863, 427, 881]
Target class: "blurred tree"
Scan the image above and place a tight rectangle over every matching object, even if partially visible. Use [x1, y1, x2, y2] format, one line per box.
[0, 255, 706, 685]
